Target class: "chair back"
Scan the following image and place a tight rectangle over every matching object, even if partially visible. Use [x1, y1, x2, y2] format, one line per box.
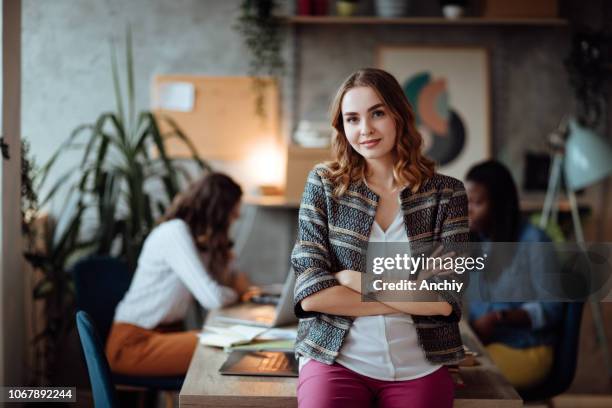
[71, 256, 133, 343]
[76, 310, 118, 408]
[520, 302, 584, 401]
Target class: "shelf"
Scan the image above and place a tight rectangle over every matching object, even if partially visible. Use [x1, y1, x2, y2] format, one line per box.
[286, 16, 568, 26]
[520, 196, 591, 213]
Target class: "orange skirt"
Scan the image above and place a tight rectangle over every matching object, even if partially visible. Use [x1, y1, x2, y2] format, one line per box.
[105, 322, 198, 376]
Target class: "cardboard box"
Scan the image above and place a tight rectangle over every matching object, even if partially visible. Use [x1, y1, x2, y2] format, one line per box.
[483, 0, 558, 18]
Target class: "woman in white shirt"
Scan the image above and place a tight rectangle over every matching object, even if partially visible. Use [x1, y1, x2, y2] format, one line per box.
[106, 172, 248, 376]
[292, 68, 466, 408]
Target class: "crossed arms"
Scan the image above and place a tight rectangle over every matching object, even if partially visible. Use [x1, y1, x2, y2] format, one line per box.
[300, 269, 453, 317]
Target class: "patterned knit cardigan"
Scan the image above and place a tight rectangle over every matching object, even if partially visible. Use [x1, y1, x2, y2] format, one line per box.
[291, 164, 469, 365]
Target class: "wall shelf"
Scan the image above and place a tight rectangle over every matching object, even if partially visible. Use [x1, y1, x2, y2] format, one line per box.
[286, 16, 568, 26]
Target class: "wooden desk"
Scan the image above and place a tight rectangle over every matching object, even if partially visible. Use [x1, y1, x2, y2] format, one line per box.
[180, 313, 522, 407]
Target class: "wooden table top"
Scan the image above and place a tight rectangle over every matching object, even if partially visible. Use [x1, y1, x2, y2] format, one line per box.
[180, 312, 522, 408]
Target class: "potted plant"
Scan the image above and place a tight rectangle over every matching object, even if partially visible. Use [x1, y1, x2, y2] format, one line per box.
[235, 0, 285, 118]
[23, 29, 209, 381]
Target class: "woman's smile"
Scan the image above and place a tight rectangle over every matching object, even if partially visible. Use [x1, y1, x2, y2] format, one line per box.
[360, 138, 382, 148]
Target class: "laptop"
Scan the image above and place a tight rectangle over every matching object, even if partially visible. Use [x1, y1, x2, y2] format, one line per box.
[219, 350, 298, 377]
[213, 270, 297, 328]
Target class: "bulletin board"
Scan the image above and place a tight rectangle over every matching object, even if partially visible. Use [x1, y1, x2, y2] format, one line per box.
[151, 75, 280, 161]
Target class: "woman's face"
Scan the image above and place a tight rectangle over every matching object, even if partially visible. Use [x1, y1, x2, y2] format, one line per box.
[465, 181, 491, 233]
[341, 86, 397, 162]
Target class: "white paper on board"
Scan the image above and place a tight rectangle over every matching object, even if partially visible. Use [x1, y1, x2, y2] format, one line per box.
[156, 82, 195, 112]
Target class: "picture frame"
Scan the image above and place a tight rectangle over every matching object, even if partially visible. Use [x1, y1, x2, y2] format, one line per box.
[377, 46, 491, 180]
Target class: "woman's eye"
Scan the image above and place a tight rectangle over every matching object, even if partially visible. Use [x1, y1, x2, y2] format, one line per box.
[345, 116, 358, 124]
[372, 110, 385, 118]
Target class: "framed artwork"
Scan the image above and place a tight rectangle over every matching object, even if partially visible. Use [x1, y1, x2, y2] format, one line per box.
[378, 46, 491, 180]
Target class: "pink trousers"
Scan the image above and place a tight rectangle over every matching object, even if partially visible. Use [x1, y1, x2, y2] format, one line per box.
[297, 360, 454, 408]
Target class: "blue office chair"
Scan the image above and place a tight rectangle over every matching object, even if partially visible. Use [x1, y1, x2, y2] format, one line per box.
[520, 302, 584, 402]
[71, 256, 133, 343]
[76, 310, 119, 408]
[71, 256, 184, 393]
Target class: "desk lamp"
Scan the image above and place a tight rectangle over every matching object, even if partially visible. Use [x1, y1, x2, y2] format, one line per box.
[540, 117, 612, 380]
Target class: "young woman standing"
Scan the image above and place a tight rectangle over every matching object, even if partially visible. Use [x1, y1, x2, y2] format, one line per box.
[291, 68, 468, 408]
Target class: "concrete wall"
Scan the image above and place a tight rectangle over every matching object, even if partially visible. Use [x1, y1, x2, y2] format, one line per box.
[21, 0, 611, 277]
[22, 0, 299, 283]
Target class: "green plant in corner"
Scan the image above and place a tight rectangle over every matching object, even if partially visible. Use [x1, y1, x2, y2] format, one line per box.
[22, 139, 75, 384]
[23, 29, 210, 381]
[38, 28, 210, 267]
[235, 0, 285, 118]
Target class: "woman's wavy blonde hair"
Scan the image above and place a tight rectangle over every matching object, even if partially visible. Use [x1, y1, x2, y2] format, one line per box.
[327, 68, 435, 197]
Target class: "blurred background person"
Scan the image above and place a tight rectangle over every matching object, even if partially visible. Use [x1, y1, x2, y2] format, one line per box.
[106, 172, 250, 376]
[465, 160, 564, 390]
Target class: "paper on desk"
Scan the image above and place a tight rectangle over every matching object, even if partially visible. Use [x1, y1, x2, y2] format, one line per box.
[156, 82, 194, 112]
[257, 328, 297, 340]
[225, 339, 295, 353]
[198, 324, 268, 348]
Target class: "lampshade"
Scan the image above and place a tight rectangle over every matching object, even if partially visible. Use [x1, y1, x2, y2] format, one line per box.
[564, 118, 612, 191]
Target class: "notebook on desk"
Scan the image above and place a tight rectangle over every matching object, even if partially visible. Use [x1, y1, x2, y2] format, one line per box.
[219, 350, 298, 377]
[213, 270, 297, 328]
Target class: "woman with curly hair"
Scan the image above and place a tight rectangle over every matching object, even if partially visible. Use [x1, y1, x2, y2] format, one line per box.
[291, 68, 468, 408]
[106, 172, 249, 376]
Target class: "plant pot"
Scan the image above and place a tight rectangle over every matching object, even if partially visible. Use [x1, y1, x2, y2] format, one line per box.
[375, 0, 410, 18]
[337, 1, 358, 17]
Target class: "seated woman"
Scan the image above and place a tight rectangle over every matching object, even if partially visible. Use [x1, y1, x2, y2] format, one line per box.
[106, 172, 249, 376]
[466, 160, 564, 390]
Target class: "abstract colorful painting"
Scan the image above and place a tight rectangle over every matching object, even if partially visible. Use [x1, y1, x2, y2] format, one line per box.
[378, 46, 490, 179]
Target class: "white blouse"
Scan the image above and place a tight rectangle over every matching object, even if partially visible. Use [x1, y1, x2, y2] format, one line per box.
[114, 219, 238, 329]
[300, 209, 441, 380]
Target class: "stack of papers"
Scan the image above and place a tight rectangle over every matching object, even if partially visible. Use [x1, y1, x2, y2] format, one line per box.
[198, 325, 268, 348]
[198, 324, 297, 349]
[227, 339, 295, 353]
[256, 328, 297, 341]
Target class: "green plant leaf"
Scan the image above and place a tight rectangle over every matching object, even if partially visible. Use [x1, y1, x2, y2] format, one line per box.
[50, 203, 84, 260]
[25, 29, 213, 375]
[39, 166, 80, 207]
[38, 124, 93, 189]
[126, 26, 135, 136]
[146, 113, 180, 197]
[33, 281, 54, 299]
[110, 40, 125, 129]
[134, 112, 153, 154]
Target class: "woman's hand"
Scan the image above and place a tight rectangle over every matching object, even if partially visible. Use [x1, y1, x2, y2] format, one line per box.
[471, 312, 499, 344]
[230, 272, 252, 300]
[335, 270, 363, 293]
[416, 246, 457, 282]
